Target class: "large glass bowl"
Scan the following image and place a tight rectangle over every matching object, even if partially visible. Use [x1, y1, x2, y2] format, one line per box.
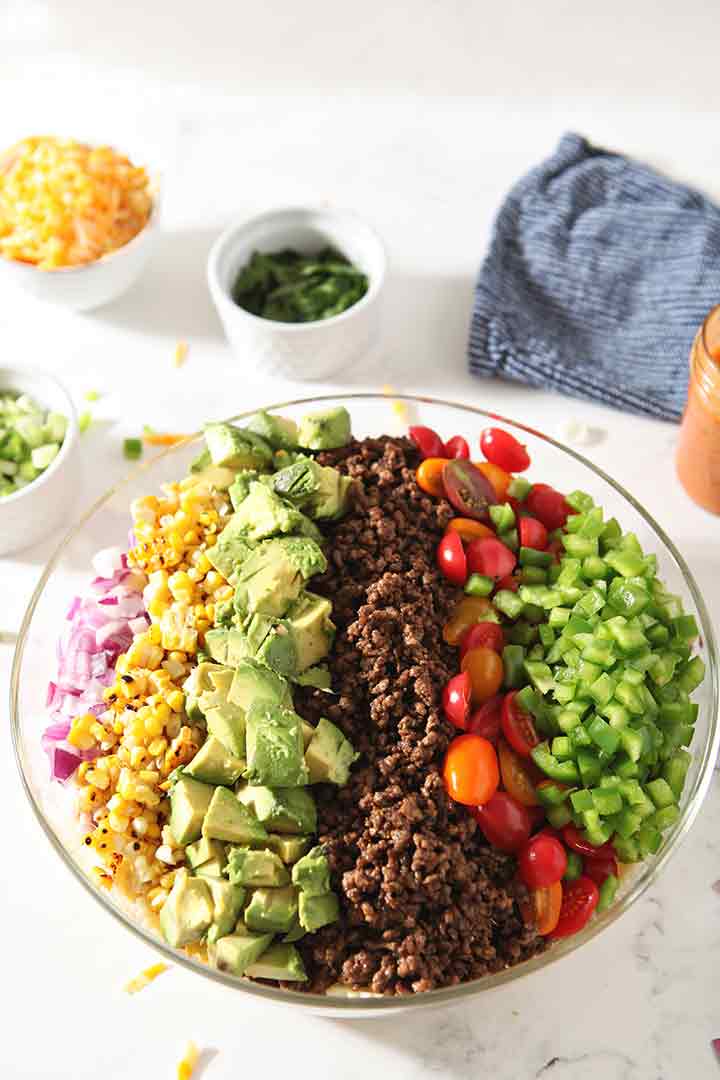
[11, 394, 719, 1017]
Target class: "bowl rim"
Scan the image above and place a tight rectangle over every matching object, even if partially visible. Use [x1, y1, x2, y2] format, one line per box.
[207, 205, 386, 333]
[0, 366, 78, 507]
[10, 392, 720, 1012]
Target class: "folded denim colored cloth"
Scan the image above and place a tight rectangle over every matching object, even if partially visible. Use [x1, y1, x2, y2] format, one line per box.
[468, 133, 720, 422]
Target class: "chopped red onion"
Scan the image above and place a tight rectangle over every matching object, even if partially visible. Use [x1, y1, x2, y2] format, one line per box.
[92, 546, 125, 579]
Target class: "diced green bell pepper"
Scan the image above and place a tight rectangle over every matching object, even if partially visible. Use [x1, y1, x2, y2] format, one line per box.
[596, 873, 619, 913]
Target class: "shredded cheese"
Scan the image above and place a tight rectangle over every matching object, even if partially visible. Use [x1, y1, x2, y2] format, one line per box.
[174, 341, 189, 368]
[177, 1041, 200, 1080]
[124, 961, 169, 994]
[382, 384, 409, 423]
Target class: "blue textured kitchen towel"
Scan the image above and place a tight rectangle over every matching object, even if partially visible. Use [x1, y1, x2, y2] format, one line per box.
[468, 133, 720, 422]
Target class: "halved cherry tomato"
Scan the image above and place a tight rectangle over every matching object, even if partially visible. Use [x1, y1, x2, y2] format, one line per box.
[562, 824, 616, 859]
[498, 738, 540, 806]
[480, 428, 531, 472]
[443, 595, 493, 645]
[442, 672, 472, 730]
[446, 518, 495, 543]
[474, 461, 512, 502]
[444, 435, 470, 459]
[472, 791, 531, 853]
[461, 646, 504, 705]
[526, 484, 571, 531]
[501, 690, 540, 757]
[416, 458, 447, 497]
[437, 531, 468, 586]
[496, 572, 521, 592]
[460, 621, 505, 659]
[549, 876, 599, 939]
[466, 536, 516, 580]
[518, 516, 548, 551]
[467, 695, 503, 741]
[519, 833, 567, 888]
[523, 881, 563, 935]
[409, 425, 445, 459]
[583, 851, 619, 887]
[443, 734, 499, 806]
[443, 461, 498, 521]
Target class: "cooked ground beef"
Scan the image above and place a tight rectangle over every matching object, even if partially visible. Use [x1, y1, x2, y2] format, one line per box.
[291, 436, 546, 995]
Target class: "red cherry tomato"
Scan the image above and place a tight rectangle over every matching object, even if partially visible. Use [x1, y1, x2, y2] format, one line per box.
[518, 516, 548, 551]
[480, 428, 531, 472]
[409, 425, 445, 460]
[443, 734, 500, 806]
[460, 621, 505, 659]
[466, 537, 516, 580]
[583, 851, 619, 886]
[496, 573, 521, 593]
[526, 484, 571, 531]
[518, 833, 568, 889]
[467, 695, 503, 742]
[562, 824, 616, 859]
[501, 691, 540, 757]
[444, 435, 470, 459]
[437, 531, 468, 586]
[442, 672, 472, 730]
[549, 876, 599, 939]
[472, 791, 532, 853]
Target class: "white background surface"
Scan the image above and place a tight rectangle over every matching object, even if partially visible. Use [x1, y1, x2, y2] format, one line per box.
[1, 3, 719, 1077]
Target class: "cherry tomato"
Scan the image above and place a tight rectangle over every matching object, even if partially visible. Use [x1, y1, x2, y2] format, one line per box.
[467, 695, 503, 742]
[409, 425, 445, 459]
[474, 461, 512, 501]
[416, 458, 447, 497]
[498, 738, 540, 806]
[562, 824, 616, 859]
[526, 484, 571, 531]
[496, 573, 521, 593]
[466, 537, 516, 580]
[461, 646, 505, 705]
[501, 690, 540, 757]
[472, 791, 532, 853]
[437, 531, 468, 586]
[526, 805, 548, 833]
[519, 833, 568, 889]
[442, 672, 472, 730]
[522, 881, 563, 935]
[444, 435, 470, 459]
[443, 595, 493, 645]
[583, 851, 619, 887]
[446, 518, 495, 543]
[460, 621, 505, 659]
[518, 516, 548, 551]
[442, 460, 497, 522]
[549, 876, 599, 939]
[443, 734, 500, 806]
[480, 428, 531, 472]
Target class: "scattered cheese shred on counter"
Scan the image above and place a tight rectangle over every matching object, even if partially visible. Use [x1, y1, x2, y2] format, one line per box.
[177, 1041, 200, 1080]
[174, 341, 189, 368]
[124, 961, 169, 995]
[382, 384, 409, 423]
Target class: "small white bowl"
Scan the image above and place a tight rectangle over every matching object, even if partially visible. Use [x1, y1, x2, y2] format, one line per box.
[0, 367, 80, 555]
[0, 199, 159, 313]
[207, 206, 386, 380]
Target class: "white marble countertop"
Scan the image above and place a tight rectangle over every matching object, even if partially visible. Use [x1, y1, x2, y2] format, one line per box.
[1, 5, 719, 1076]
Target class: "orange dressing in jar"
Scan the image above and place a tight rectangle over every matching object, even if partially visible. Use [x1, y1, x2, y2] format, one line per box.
[676, 304, 720, 513]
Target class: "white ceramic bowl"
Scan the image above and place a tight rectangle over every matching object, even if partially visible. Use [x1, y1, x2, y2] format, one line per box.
[207, 207, 386, 380]
[0, 367, 80, 555]
[0, 199, 159, 312]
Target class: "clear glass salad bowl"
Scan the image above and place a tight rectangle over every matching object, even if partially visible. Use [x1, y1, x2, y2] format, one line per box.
[10, 394, 719, 1018]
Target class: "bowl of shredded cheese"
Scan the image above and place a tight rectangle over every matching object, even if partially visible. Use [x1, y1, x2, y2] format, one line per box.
[0, 136, 158, 311]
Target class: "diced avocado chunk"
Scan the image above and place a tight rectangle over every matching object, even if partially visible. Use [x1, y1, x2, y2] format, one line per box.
[294, 665, 332, 691]
[200, 692, 247, 761]
[245, 702, 309, 788]
[202, 787, 268, 845]
[244, 885, 298, 933]
[282, 918, 306, 943]
[305, 717, 358, 786]
[184, 736, 245, 786]
[185, 836, 226, 871]
[203, 422, 273, 470]
[284, 592, 335, 673]
[225, 845, 290, 886]
[291, 845, 331, 896]
[230, 482, 304, 541]
[195, 857, 227, 879]
[233, 537, 326, 618]
[213, 929, 274, 976]
[245, 942, 307, 982]
[272, 456, 352, 521]
[169, 777, 214, 845]
[250, 786, 317, 835]
[297, 406, 351, 450]
[298, 891, 340, 932]
[255, 622, 299, 678]
[205, 516, 257, 579]
[190, 463, 238, 491]
[159, 869, 214, 947]
[245, 411, 299, 450]
[228, 659, 292, 712]
[265, 834, 312, 864]
[228, 470, 259, 510]
[205, 877, 246, 944]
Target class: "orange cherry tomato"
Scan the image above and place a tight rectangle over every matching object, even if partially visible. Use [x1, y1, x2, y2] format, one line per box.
[498, 738, 540, 807]
[416, 457, 447, 497]
[461, 646, 504, 705]
[473, 461, 512, 502]
[520, 881, 563, 935]
[446, 518, 495, 543]
[443, 733, 500, 806]
[443, 595, 493, 645]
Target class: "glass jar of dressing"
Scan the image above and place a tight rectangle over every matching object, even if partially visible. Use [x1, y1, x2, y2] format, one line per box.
[676, 304, 720, 513]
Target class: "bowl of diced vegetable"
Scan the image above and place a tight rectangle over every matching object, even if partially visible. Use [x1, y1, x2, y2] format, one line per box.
[0, 367, 79, 555]
[10, 395, 718, 1017]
